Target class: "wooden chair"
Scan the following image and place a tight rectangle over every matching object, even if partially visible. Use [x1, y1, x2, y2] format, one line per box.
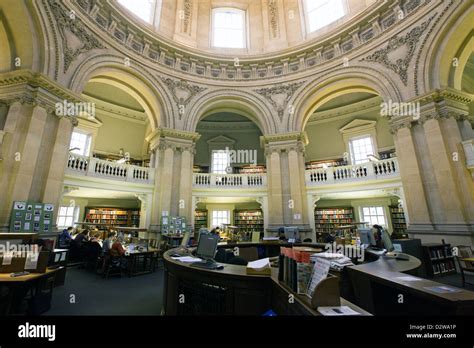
[455, 245, 474, 288]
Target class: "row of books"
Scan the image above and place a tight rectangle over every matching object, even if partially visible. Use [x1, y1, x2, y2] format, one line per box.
[86, 219, 128, 224]
[315, 214, 354, 219]
[315, 209, 353, 215]
[315, 219, 353, 224]
[87, 215, 128, 220]
[429, 248, 453, 260]
[278, 246, 322, 294]
[432, 260, 456, 274]
[88, 209, 129, 215]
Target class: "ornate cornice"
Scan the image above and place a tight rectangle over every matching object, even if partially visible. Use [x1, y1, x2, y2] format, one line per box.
[261, 131, 308, 146]
[361, 14, 435, 85]
[255, 81, 305, 120]
[46, 0, 106, 73]
[66, 0, 431, 82]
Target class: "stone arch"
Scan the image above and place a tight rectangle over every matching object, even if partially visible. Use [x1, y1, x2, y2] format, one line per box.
[68, 56, 173, 130]
[417, 1, 473, 93]
[185, 89, 276, 135]
[0, 2, 40, 72]
[291, 68, 401, 132]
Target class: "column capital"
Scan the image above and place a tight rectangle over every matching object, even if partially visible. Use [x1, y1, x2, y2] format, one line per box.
[261, 131, 308, 156]
[146, 127, 200, 153]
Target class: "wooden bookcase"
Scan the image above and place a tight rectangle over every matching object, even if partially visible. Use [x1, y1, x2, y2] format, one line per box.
[233, 210, 264, 234]
[194, 210, 208, 231]
[422, 243, 457, 278]
[236, 165, 266, 174]
[314, 207, 354, 242]
[85, 207, 140, 227]
[390, 206, 407, 236]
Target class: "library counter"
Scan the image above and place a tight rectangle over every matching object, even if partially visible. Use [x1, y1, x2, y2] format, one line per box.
[163, 242, 474, 316]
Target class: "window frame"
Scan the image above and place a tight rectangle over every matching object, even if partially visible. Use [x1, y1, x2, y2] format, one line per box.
[349, 134, 376, 165]
[301, 0, 347, 36]
[57, 205, 79, 230]
[69, 129, 92, 157]
[211, 210, 230, 228]
[360, 206, 387, 228]
[211, 150, 231, 174]
[211, 7, 247, 49]
[117, 0, 162, 27]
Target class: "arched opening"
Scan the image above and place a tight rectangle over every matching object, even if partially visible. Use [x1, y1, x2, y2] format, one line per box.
[302, 90, 405, 243]
[192, 111, 266, 239]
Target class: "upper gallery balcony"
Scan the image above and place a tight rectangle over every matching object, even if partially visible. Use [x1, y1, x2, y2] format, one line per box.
[66, 153, 154, 185]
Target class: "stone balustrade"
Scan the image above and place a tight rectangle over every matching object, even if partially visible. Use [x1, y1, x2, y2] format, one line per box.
[66, 153, 154, 184]
[305, 158, 400, 186]
[193, 173, 267, 189]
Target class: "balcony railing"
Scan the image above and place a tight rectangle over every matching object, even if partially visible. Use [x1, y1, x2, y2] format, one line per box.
[66, 153, 154, 184]
[305, 158, 400, 186]
[193, 173, 267, 189]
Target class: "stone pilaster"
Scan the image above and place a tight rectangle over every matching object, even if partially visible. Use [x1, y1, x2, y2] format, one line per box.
[261, 132, 312, 235]
[390, 89, 474, 245]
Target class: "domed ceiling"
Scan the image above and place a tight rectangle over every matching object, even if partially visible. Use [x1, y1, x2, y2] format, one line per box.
[115, 0, 376, 57]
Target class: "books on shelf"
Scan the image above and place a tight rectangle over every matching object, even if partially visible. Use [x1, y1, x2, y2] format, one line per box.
[390, 206, 407, 235]
[314, 207, 354, 241]
[422, 243, 457, 278]
[84, 207, 140, 228]
[234, 210, 264, 234]
[194, 210, 208, 231]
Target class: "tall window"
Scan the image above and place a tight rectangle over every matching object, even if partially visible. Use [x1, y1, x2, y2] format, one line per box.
[361, 207, 386, 227]
[212, 210, 230, 227]
[349, 135, 375, 164]
[304, 0, 345, 33]
[69, 130, 91, 157]
[211, 150, 230, 174]
[212, 8, 246, 48]
[57, 206, 79, 229]
[118, 0, 158, 24]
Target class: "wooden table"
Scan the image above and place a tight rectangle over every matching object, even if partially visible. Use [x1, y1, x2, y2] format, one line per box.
[0, 267, 63, 315]
[125, 248, 159, 276]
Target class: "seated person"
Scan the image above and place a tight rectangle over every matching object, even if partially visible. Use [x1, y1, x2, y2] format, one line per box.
[372, 225, 384, 249]
[210, 227, 221, 236]
[324, 231, 336, 244]
[90, 232, 103, 247]
[74, 229, 90, 247]
[58, 227, 74, 248]
[278, 227, 286, 241]
[102, 231, 117, 256]
[110, 236, 126, 257]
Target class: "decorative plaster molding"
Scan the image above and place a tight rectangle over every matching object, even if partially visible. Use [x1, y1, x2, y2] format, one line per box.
[182, 0, 193, 35]
[261, 131, 308, 146]
[268, 0, 279, 39]
[361, 14, 435, 85]
[46, 0, 105, 72]
[255, 81, 305, 120]
[160, 76, 206, 119]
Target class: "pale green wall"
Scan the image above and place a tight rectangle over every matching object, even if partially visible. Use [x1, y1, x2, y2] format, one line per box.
[94, 114, 147, 159]
[194, 130, 264, 167]
[196, 202, 262, 228]
[305, 112, 394, 162]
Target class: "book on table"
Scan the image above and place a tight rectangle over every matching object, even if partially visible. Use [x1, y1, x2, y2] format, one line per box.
[246, 257, 271, 275]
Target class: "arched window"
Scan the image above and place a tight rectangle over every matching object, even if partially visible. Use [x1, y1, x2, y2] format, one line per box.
[118, 0, 161, 25]
[303, 0, 345, 33]
[212, 8, 246, 49]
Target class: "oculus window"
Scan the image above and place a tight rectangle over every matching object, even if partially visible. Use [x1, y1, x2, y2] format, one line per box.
[304, 0, 345, 33]
[118, 0, 160, 25]
[361, 207, 387, 227]
[69, 130, 91, 157]
[212, 8, 246, 48]
[212, 210, 230, 228]
[349, 135, 375, 165]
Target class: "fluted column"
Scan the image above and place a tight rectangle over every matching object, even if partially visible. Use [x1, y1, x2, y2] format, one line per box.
[390, 89, 474, 245]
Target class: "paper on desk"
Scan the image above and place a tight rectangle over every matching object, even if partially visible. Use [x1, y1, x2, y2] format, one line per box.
[24, 252, 39, 270]
[396, 276, 422, 282]
[2, 252, 13, 265]
[247, 258, 270, 270]
[172, 256, 202, 263]
[318, 306, 361, 316]
[60, 252, 67, 262]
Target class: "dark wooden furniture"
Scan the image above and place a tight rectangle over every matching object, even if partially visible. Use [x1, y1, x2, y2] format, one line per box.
[455, 245, 474, 288]
[125, 248, 159, 277]
[422, 243, 456, 278]
[347, 253, 474, 315]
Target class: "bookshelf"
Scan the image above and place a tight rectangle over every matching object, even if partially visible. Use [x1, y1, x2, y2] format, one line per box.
[233, 210, 264, 235]
[305, 158, 345, 170]
[85, 207, 140, 228]
[236, 165, 266, 174]
[390, 206, 407, 237]
[314, 207, 354, 242]
[422, 243, 457, 278]
[194, 210, 208, 231]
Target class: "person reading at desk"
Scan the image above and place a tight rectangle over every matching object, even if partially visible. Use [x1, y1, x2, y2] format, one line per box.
[102, 231, 117, 256]
[58, 227, 74, 248]
[110, 236, 126, 257]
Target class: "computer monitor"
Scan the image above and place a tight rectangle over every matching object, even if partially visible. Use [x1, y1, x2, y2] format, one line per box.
[180, 231, 191, 247]
[358, 228, 376, 246]
[380, 228, 394, 251]
[196, 233, 219, 260]
[284, 226, 299, 242]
